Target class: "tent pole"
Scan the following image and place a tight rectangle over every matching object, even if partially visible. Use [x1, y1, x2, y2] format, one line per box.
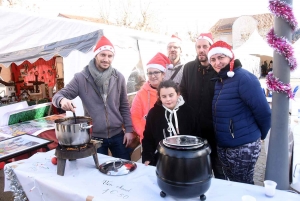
[265, 0, 292, 190]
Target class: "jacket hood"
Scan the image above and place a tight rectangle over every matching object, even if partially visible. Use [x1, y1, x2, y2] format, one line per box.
[162, 95, 185, 136]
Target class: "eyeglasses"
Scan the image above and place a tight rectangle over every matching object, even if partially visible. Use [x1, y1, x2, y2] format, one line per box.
[167, 46, 180, 50]
[147, 71, 162, 76]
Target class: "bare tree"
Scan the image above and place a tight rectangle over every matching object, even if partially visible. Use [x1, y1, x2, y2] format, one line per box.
[4, 0, 41, 11]
[97, 0, 164, 33]
[185, 20, 208, 42]
[98, 0, 111, 25]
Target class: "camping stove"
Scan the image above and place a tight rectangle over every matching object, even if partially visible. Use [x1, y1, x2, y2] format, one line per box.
[54, 140, 101, 176]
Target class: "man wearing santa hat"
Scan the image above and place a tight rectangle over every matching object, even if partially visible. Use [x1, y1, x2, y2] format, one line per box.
[163, 35, 185, 85]
[52, 36, 135, 160]
[180, 33, 225, 179]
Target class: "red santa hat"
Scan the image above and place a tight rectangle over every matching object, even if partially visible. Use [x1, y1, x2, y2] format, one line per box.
[93, 36, 115, 56]
[207, 41, 235, 77]
[168, 35, 182, 46]
[147, 53, 172, 72]
[196, 33, 214, 45]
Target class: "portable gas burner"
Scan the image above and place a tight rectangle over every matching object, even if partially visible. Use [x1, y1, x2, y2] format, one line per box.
[54, 140, 101, 176]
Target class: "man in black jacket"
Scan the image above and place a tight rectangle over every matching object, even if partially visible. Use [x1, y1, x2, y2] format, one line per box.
[180, 33, 225, 179]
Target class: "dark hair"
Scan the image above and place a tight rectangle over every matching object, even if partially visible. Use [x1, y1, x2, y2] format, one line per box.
[156, 80, 180, 105]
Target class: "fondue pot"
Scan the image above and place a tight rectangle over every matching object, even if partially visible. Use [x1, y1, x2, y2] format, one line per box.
[156, 135, 212, 200]
[54, 116, 93, 146]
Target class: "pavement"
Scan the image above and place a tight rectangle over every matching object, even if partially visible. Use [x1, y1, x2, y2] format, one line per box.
[254, 141, 267, 186]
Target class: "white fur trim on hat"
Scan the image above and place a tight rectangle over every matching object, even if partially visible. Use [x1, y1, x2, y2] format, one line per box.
[197, 36, 213, 45]
[147, 64, 166, 72]
[94, 45, 115, 57]
[207, 47, 233, 62]
[168, 39, 181, 46]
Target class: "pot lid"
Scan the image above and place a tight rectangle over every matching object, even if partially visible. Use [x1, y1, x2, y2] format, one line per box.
[163, 135, 204, 147]
[99, 159, 137, 176]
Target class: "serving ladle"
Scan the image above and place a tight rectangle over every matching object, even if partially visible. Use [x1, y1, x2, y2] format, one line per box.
[71, 103, 77, 124]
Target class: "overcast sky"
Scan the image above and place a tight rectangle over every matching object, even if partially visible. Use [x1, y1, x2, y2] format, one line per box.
[3, 0, 300, 34]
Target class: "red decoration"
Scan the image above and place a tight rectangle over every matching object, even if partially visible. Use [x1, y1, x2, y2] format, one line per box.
[269, 0, 298, 31]
[266, 72, 293, 98]
[266, 29, 297, 70]
[266, 0, 298, 99]
[11, 58, 57, 96]
[51, 157, 57, 165]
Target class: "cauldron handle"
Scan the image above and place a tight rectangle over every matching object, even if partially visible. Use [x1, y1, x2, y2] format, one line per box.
[112, 159, 124, 172]
[163, 129, 167, 139]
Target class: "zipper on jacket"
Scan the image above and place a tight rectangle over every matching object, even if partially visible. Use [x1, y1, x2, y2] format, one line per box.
[213, 79, 223, 134]
[102, 71, 119, 138]
[86, 77, 110, 138]
[229, 119, 234, 138]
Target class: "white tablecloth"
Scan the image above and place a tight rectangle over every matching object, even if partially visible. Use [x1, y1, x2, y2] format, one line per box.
[4, 150, 300, 201]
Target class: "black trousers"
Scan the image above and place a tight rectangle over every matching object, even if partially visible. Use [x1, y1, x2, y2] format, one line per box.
[210, 149, 226, 180]
[200, 127, 226, 180]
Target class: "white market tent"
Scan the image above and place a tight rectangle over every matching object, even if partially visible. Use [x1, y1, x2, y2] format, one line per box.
[232, 30, 274, 78]
[234, 30, 273, 58]
[0, 7, 195, 116]
[0, 7, 170, 81]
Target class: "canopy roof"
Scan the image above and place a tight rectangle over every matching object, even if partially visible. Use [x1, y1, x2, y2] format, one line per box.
[233, 30, 273, 57]
[0, 7, 103, 67]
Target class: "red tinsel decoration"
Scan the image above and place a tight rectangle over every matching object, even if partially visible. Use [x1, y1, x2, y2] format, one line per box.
[269, 0, 298, 31]
[266, 28, 297, 70]
[266, 0, 298, 99]
[266, 72, 293, 98]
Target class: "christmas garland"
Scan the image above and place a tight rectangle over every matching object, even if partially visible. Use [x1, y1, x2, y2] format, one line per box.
[269, 0, 297, 31]
[266, 72, 293, 98]
[266, 0, 298, 99]
[266, 29, 297, 70]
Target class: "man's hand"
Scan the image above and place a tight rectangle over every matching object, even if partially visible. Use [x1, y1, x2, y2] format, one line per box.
[60, 98, 76, 113]
[123, 132, 135, 147]
[144, 161, 150, 166]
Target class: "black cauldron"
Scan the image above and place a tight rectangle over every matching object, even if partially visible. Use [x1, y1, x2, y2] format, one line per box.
[156, 135, 212, 200]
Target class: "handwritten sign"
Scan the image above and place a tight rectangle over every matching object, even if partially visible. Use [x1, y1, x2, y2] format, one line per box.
[101, 180, 132, 199]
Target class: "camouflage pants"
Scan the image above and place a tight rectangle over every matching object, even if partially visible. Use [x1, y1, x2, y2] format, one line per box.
[217, 139, 261, 184]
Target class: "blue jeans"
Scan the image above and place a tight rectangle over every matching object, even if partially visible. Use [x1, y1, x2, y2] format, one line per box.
[92, 131, 132, 160]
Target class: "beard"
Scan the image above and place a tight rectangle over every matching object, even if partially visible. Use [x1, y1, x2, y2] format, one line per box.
[198, 55, 208, 62]
[169, 54, 178, 62]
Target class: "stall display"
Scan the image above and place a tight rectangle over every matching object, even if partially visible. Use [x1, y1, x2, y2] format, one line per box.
[0, 134, 52, 162]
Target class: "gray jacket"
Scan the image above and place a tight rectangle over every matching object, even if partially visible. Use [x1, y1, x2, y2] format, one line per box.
[164, 61, 185, 85]
[52, 62, 133, 138]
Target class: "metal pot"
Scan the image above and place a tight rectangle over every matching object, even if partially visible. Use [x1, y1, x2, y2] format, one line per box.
[54, 116, 93, 146]
[156, 135, 212, 199]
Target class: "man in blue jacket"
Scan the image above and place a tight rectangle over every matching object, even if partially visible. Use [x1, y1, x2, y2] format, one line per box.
[52, 36, 135, 160]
